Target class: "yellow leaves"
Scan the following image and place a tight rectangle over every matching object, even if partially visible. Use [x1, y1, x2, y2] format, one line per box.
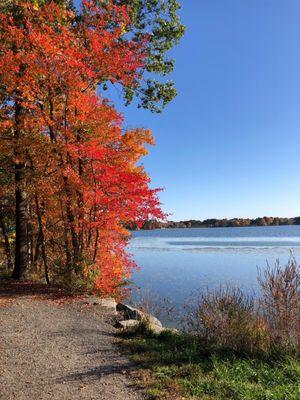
[32, 1, 39, 11]
[119, 23, 127, 36]
[122, 128, 155, 163]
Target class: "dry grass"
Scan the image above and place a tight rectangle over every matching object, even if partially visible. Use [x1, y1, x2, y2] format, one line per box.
[183, 286, 266, 355]
[121, 257, 300, 400]
[258, 255, 300, 350]
[183, 256, 299, 356]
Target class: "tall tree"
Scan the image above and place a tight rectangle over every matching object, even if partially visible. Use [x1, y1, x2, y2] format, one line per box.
[0, 1, 165, 292]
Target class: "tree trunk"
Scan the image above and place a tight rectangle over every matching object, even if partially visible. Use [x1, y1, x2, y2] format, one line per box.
[35, 195, 50, 284]
[33, 228, 42, 269]
[12, 179, 28, 279]
[93, 228, 99, 262]
[12, 100, 28, 279]
[28, 205, 34, 268]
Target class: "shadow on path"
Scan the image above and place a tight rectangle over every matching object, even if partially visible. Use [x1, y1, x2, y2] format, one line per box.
[0, 278, 79, 301]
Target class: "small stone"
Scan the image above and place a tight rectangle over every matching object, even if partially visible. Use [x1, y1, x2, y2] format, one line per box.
[82, 297, 117, 312]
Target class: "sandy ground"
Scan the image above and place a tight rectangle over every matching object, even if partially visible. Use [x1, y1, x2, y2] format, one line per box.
[0, 281, 142, 400]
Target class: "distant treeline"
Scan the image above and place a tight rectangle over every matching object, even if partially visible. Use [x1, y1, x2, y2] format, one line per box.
[129, 216, 300, 230]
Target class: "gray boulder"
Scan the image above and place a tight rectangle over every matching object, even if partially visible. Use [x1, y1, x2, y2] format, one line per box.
[116, 303, 143, 319]
[116, 319, 164, 334]
[116, 303, 162, 327]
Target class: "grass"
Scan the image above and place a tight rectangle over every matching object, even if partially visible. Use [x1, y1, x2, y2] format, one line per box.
[120, 258, 299, 399]
[121, 328, 300, 400]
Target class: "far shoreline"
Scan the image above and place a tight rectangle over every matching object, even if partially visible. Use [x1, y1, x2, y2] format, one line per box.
[130, 217, 300, 231]
[131, 224, 300, 232]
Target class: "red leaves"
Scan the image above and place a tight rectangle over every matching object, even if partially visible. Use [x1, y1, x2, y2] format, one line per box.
[0, 1, 164, 296]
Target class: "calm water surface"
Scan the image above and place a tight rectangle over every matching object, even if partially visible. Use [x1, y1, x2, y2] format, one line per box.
[129, 226, 300, 310]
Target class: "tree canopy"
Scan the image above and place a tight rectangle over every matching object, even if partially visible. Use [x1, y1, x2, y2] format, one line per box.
[0, 0, 181, 295]
[1, 0, 185, 112]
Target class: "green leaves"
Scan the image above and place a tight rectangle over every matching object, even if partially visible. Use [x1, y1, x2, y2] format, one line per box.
[130, 80, 177, 113]
[113, 0, 185, 112]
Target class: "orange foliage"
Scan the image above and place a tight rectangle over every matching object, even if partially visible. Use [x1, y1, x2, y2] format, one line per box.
[0, 1, 164, 295]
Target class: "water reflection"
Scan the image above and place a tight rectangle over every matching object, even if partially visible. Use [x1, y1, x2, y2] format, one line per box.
[129, 226, 300, 313]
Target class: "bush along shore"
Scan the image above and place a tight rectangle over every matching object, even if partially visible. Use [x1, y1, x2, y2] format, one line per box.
[128, 216, 300, 230]
[118, 257, 300, 400]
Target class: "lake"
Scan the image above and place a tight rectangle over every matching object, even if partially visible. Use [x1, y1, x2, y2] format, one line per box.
[129, 225, 300, 312]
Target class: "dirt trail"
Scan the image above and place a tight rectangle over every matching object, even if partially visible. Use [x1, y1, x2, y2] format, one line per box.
[0, 282, 142, 400]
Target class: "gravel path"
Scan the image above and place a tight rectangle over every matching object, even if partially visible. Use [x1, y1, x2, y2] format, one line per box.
[0, 289, 142, 400]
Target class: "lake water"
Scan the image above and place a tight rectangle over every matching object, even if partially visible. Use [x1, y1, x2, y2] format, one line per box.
[129, 226, 300, 311]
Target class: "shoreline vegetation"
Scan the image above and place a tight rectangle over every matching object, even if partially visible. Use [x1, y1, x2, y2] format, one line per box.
[129, 216, 300, 230]
[120, 257, 300, 400]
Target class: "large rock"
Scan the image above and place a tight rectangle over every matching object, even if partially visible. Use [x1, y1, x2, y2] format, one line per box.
[116, 319, 164, 334]
[116, 303, 143, 319]
[116, 303, 162, 327]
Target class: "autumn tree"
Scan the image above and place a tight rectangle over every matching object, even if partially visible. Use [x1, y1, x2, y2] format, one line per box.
[0, 1, 179, 294]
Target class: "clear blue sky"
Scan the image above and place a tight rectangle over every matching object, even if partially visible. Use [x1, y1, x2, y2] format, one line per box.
[75, 1, 300, 221]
